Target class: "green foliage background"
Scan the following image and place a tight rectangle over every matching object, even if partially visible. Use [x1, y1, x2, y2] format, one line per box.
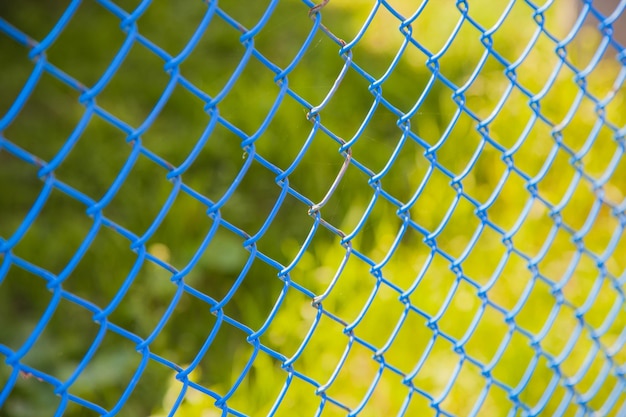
[1, 1, 625, 416]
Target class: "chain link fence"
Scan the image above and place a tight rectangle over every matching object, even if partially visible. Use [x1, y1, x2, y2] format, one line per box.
[1, 0, 626, 416]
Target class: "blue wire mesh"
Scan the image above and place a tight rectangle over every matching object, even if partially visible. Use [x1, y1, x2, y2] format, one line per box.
[1, 0, 626, 416]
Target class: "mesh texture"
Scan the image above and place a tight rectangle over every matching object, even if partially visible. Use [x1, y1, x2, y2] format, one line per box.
[1, 0, 626, 416]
